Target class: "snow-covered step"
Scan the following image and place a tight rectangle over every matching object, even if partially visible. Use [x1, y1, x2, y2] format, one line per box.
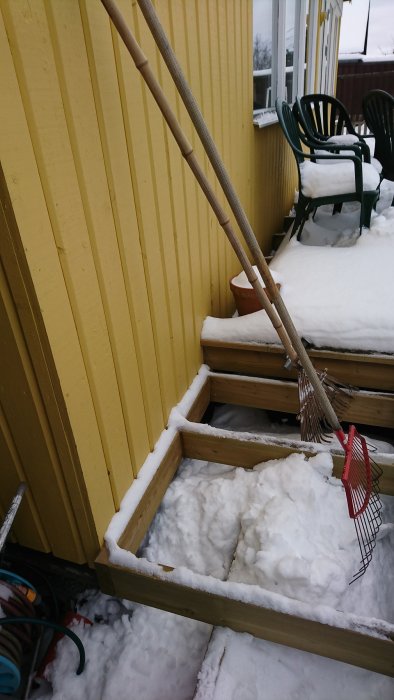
[95, 365, 394, 678]
[96, 424, 394, 678]
[202, 340, 394, 392]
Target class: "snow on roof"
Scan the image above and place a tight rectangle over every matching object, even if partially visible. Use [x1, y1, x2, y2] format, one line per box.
[340, 0, 394, 59]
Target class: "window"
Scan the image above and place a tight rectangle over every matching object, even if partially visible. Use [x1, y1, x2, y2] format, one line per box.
[253, 0, 309, 118]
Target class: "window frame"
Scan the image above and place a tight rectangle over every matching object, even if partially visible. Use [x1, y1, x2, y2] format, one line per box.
[253, 0, 344, 126]
[253, 0, 309, 120]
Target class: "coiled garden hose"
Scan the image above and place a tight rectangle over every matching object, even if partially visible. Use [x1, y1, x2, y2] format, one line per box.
[0, 618, 85, 674]
[0, 569, 86, 695]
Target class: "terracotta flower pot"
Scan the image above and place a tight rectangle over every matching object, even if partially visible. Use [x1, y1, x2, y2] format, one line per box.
[230, 269, 281, 316]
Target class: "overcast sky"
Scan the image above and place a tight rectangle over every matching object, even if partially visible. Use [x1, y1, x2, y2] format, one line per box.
[340, 0, 394, 55]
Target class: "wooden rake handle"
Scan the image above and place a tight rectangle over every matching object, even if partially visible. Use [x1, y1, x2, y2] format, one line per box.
[100, 0, 341, 431]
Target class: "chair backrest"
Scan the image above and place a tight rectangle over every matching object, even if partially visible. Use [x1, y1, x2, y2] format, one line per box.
[299, 93, 357, 140]
[275, 99, 305, 165]
[363, 90, 394, 181]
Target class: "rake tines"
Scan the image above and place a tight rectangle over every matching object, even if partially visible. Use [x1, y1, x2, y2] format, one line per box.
[339, 425, 383, 582]
[297, 368, 354, 444]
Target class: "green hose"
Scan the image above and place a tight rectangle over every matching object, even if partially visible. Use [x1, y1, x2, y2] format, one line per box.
[0, 617, 85, 674]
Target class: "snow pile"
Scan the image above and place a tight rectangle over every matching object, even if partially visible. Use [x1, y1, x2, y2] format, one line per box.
[203, 205, 394, 353]
[300, 160, 380, 197]
[228, 453, 356, 608]
[141, 451, 394, 620]
[140, 460, 254, 580]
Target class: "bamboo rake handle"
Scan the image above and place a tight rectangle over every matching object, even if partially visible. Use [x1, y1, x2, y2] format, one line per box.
[100, 0, 341, 431]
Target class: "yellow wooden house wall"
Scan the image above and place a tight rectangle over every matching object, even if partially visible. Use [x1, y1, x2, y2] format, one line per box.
[0, 0, 297, 563]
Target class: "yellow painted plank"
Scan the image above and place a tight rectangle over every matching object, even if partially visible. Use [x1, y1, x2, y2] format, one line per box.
[80, 0, 163, 449]
[112, 0, 178, 422]
[148, 1, 197, 384]
[0, 402, 49, 553]
[168, 0, 205, 362]
[182, 0, 212, 317]
[193, 0, 215, 317]
[0, 163, 99, 561]
[207, 0, 227, 316]
[216, 0, 232, 315]
[138, 1, 191, 395]
[196, 0, 220, 317]
[2, 0, 131, 507]
[0, 8, 115, 544]
[45, 1, 150, 486]
[0, 266, 85, 562]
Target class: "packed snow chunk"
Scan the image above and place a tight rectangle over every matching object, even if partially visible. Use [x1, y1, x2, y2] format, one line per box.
[140, 459, 255, 579]
[229, 452, 359, 609]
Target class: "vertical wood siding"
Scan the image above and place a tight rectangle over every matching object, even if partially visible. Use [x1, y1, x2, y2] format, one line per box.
[0, 0, 293, 561]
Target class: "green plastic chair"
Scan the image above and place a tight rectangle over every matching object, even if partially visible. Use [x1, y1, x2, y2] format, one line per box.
[363, 90, 394, 202]
[297, 93, 371, 163]
[275, 99, 380, 240]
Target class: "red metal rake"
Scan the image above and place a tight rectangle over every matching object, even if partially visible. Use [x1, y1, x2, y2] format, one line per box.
[337, 426, 383, 582]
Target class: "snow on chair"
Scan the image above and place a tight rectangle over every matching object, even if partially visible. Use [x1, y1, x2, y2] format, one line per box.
[275, 99, 380, 240]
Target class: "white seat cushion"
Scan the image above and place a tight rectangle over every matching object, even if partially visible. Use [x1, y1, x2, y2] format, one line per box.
[300, 161, 380, 198]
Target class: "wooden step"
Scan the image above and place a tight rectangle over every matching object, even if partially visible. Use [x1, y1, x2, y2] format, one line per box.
[95, 369, 394, 678]
[271, 231, 287, 251]
[283, 214, 295, 232]
[202, 340, 394, 392]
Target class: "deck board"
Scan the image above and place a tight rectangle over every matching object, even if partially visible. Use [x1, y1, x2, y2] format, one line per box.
[202, 340, 394, 391]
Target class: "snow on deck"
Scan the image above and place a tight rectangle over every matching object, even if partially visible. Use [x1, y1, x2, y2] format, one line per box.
[203, 203, 394, 355]
[195, 627, 394, 700]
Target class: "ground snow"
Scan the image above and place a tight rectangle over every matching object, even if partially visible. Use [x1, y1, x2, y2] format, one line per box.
[195, 628, 394, 700]
[34, 593, 211, 700]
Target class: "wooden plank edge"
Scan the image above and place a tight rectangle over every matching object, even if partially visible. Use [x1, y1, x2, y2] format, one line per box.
[117, 431, 183, 553]
[201, 339, 394, 365]
[95, 547, 394, 678]
[180, 430, 394, 496]
[203, 346, 394, 391]
[210, 374, 394, 429]
[184, 375, 211, 423]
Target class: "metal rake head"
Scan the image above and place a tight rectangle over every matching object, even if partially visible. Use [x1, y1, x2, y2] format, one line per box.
[340, 425, 383, 583]
[297, 368, 354, 444]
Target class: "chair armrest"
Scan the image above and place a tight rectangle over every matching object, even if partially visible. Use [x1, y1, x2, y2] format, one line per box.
[298, 132, 365, 160]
